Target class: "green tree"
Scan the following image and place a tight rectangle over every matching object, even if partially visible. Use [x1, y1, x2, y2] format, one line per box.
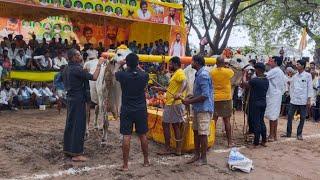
[182, 0, 266, 55]
[242, 0, 320, 63]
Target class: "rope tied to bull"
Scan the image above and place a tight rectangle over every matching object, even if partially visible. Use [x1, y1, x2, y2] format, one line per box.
[149, 77, 190, 143]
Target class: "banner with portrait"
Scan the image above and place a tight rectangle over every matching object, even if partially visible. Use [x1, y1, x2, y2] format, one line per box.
[9, 0, 184, 27]
[169, 26, 186, 57]
[0, 16, 130, 47]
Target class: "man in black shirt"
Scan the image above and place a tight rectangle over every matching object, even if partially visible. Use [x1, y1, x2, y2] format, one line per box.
[115, 53, 150, 171]
[242, 63, 269, 147]
[62, 49, 107, 162]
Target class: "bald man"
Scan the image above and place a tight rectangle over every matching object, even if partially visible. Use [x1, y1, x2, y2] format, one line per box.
[210, 56, 235, 147]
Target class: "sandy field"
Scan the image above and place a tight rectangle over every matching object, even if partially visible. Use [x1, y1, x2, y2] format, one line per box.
[0, 108, 320, 180]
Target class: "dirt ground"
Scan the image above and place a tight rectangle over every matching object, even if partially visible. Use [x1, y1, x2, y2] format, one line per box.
[1, 108, 320, 180]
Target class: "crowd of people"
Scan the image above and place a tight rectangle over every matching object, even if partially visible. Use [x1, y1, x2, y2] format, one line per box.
[0, 32, 179, 112]
[0, 80, 59, 111]
[0, 31, 318, 170]
[0, 33, 176, 79]
[0, 38, 320, 170]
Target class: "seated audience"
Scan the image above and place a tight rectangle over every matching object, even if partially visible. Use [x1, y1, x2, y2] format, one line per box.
[15, 49, 31, 70]
[53, 51, 68, 70]
[0, 81, 18, 111]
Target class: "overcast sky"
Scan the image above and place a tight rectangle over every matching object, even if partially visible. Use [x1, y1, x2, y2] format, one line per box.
[188, 26, 314, 59]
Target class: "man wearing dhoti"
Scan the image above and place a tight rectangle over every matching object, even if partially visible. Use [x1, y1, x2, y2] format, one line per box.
[265, 56, 286, 141]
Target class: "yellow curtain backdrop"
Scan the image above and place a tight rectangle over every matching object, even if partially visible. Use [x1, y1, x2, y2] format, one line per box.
[129, 22, 171, 44]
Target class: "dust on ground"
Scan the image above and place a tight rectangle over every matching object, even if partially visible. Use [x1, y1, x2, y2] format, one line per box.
[0, 109, 320, 180]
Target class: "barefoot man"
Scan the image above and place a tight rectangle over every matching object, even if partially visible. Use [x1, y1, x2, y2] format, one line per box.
[62, 49, 107, 162]
[210, 56, 234, 147]
[115, 53, 150, 170]
[182, 55, 214, 165]
[241, 63, 269, 147]
[153, 56, 187, 156]
[265, 56, 286, 141]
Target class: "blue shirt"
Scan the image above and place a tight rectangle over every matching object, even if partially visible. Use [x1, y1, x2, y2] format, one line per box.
[192, 67, 214, 113]
[54, 72, 64, 90]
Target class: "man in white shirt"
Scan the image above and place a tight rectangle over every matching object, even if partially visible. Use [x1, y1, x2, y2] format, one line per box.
[33, 51, 53, 71]
[0, 81, 18, 110]
[8, 43, 19, 63]
[265, 56, 286, 141]
[163, 8, 180, 26]
[15, 49, 31, 70]
[283, 60, 313, 140]
[53, 51, 68, 70]
[138, 1, 151, 20]
[32, 84, 44, 106]
[41, 83, 57, 104]
[169, 33, 185, 57]
[17, 82, 33, 107]
[86, 44, 98, 60]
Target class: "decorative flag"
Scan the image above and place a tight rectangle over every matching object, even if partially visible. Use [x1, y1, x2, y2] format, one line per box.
[299, 28, 307, 51]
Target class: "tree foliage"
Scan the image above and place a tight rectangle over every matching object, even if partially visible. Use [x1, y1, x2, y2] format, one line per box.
[183, 0, 266, 55]
[242, 0, 320, 60]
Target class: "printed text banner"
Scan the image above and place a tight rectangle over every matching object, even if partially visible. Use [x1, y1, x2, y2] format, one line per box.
[4, 0, 184, 27]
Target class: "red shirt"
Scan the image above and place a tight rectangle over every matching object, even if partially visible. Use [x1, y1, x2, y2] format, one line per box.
[2, 57, 12, 70]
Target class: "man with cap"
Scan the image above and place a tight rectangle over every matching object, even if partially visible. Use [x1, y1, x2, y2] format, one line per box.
[242, 62, 269, 147]
[283, 60, 313, 140]
[265, 56, 286, 141]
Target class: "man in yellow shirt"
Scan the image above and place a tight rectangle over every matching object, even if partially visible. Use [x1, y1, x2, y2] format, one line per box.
[211, 56, 234, 147]
[152, 56, 187, 155]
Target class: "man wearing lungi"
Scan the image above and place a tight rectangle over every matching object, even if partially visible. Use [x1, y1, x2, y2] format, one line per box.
[211, 56, 234, 147]
[62, 49, 107, 162]
[265, 56, 286, 141]
[153, 56, 187, 156]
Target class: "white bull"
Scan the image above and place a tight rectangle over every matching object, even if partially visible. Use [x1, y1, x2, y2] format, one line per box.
[84, 47, 132, 143]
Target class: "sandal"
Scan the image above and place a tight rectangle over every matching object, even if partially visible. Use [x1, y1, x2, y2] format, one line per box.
[116, 166, 129, 171]
[71, 155, 88, 162]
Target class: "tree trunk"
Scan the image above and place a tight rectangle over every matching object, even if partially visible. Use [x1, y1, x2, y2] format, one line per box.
[314, 42, 320, 65]
[185, 38, 191, 56]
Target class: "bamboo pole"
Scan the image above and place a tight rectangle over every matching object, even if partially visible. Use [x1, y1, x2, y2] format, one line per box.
[101, 52, 216, 65]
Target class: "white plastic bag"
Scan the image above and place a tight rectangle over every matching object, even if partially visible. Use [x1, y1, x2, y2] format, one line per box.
[228, 148, 254, 173]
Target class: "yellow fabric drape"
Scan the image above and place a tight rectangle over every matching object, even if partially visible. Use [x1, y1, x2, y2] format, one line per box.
[129, 22, 171, 44]
[8, 71, 57, 82]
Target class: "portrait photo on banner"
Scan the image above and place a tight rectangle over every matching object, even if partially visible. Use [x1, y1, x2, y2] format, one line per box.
[17, 0, 182, 26]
